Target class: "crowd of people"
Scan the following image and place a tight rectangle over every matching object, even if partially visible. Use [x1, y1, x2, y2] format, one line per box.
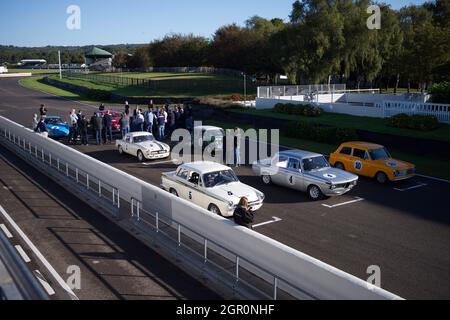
[32, 101, 195, 146]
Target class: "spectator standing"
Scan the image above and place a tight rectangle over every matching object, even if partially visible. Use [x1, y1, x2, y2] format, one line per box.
[31, 114, 39, 131]
[79, 115, 89, 146]
[90, 113, 97, 140]
[39, 104, 47, 118]
[157, 108, 166, 140]
[124, 101, 130, 115]
[95, 113, 104, 145]
[99, 104, 105, 112]
[234, 127, 242, 167]
[167, 107, 175, 136]
[185, 111, 194, 132]
[103, 111, 113, 143]
[120, 113, 130, 138]
[144, 106, 154, 134]
[68, 110, 78, 144]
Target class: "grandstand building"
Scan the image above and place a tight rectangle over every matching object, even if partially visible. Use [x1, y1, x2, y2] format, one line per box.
[84, 47, 113, 71]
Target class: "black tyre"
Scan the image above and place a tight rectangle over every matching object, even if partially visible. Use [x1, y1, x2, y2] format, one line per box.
[262, 175, 272, 185]
[308, 185, 323, 201]
[170, 188, 179, 197]
[137, 150, 145, 163]
[208, 204, 222, 216]
[376, 172, 388, 184]
[335, 162, 345, 171]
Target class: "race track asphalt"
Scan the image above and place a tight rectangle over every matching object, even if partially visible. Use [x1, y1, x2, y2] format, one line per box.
[1, 77, 449, 299]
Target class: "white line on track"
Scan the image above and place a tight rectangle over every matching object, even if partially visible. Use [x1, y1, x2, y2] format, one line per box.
[0, 223, 13, 238]
[322, 197, 365, 209]
[34, 270, 56, 296]
[416, 175, 450, 184]
[0, 205, 79, 300]
[252, 217, 282, 229]
[393, 183, 428, 192]
[15, 245, 31, 263]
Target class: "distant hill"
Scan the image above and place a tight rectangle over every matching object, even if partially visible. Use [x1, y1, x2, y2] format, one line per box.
[0, 44, 146, 65]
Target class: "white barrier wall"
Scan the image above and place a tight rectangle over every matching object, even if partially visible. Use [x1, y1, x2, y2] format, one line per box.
[0, 115, 403, 300]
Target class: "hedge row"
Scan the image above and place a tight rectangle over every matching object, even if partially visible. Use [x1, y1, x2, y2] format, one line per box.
[286, 121, 359, 144]
[387, 113, 439, 131]
[274, 103, 322, 117]
[429, 82, 450, 104]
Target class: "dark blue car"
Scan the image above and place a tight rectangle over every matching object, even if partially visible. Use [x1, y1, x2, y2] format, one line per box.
[44, 116, 70, 139]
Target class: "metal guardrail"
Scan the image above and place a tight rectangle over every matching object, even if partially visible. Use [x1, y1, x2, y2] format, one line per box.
[0, 227, 49, 300]
[0, 126, 314, 300]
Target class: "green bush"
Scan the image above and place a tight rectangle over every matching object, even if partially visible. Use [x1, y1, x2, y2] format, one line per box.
[274, 103, 322, 117]
[429, 82, 450, 103]
[387, 113, 439, 131]
[285, 121, 358, 144]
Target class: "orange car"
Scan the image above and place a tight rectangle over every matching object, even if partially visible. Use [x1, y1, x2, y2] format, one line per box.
[329, 142, 416, 183]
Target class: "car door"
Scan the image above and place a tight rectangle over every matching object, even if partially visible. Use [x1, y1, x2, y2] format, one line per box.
[285, 158, 303, 191]
[338, 146, 354, 172]
[123, 135, 131, 154]
[271, 155, 289, 185]
[183, 171, 204, 207]
[351, 148, 368, 176]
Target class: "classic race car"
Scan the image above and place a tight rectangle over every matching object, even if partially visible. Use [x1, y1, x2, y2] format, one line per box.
[44, 116, 70, 139]
[116, 132, 171, 162]
[253, 150, 359, 201]
[192, 126, 226, 152]
[329, 142, 416, 184]
[161, 161, 265, 217]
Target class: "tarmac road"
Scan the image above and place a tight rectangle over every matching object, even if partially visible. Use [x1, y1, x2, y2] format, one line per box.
[1, 77, 450, 299]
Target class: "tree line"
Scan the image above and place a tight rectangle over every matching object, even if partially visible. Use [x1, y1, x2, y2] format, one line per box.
[2, 0, 449, 91]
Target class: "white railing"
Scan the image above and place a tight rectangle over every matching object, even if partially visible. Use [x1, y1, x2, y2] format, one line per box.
[257, 85, 348, 98]
[0, 115, 403, 300]
[383, 101, 450, 123]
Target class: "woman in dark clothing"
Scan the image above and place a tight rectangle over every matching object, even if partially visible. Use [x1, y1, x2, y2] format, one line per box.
[79, 115, 89, 146]
[234, 197, 254, 228]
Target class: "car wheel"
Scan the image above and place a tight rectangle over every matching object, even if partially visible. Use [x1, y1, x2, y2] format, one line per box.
[118, 145, 124, 155]
[208, 204, 222, 216]
[308, 185, 323, 201]
[170, 188, 179, 197]
[335, 162, 345, 171]
[262, 175, 272, 185]
[137, 150, 145, 163]
[376, 172, 388, 184]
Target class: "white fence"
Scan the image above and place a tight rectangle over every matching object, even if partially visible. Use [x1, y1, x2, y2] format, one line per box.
[0, 115, 403, 300]
[383, 101, 450, 123]
[258, 84, 347, 99]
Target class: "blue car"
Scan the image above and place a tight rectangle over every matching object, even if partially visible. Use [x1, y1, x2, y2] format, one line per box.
[44, 116, 70, 139]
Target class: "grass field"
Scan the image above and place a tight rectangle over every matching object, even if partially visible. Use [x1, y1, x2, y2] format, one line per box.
[19, 76, 106, 105]
[204, 119, 450, 180]
[8, 68, 60, 75]
[95, 72, 240, 81]
[232, 108, 450, 143]
[62, 72, 254, 97]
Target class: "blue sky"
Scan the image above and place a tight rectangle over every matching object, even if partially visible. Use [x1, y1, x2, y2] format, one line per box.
[0, 0, 428, 47]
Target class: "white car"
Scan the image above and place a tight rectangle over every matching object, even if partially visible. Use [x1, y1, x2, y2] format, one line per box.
[161, 162, 265, 217]
[116, 132, 170, 162]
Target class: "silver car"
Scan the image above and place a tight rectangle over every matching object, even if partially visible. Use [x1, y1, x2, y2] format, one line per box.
[252, 150, 359, 200]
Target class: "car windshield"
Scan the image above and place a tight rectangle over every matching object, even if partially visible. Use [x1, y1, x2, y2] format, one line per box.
[369, 148, 391, 160]
[302, 156, 330, 171]
[45, 118, 64, 125]
[203, 170, 239, 188]
[133, 135, 154, 143]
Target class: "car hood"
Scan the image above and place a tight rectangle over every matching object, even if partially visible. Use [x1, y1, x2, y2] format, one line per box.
[373, 158, 414, 170]
[304, 167, 358, 184]
[208, 182, 261, 204]
[136, 141, 170, 151]
[46, 124, 69, 132]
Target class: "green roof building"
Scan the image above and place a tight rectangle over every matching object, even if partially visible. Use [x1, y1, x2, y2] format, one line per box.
[85, 47, 113, 70]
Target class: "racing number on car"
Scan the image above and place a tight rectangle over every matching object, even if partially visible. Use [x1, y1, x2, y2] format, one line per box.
[189, 191, 193, 200]
[289, 176, 294, 185]
[354, 160, 363, 171]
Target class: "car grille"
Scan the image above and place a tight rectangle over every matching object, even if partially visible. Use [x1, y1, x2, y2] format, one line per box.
[152, 150, 167, 155]
[335, 182, 356, 189]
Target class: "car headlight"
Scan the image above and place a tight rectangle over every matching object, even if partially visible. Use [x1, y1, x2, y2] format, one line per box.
[393, 170, 400, 177]
[258, 193, 265, 201]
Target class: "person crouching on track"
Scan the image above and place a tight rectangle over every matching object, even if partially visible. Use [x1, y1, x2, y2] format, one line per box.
[234, 197, 254, 229]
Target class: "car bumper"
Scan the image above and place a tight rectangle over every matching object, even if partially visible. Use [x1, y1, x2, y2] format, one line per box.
[322, 182, 357, 197]
[390, 174, 415, 181]
[145, 152, 170, 160]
